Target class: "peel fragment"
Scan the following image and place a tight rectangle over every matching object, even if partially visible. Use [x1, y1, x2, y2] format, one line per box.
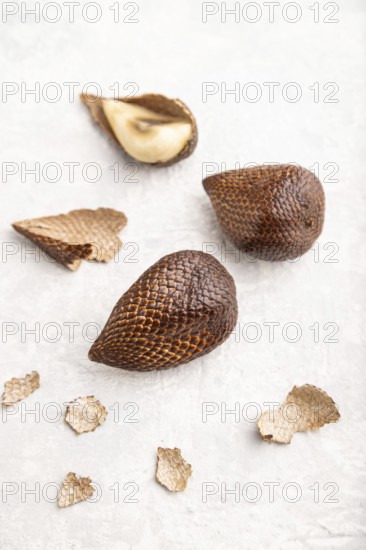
[102, 100, 193, 164]
[2, 371, 40, 405]
[257, 384, 340, 444]
[156, 447, 192, 492]
[65, 396, 107, 435]
[12, 207, 127, 271]
[58, 472, 94, 508]
[81, 93, 197, 166]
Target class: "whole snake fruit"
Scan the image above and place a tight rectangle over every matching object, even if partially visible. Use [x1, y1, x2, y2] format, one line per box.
[203, 164, 325, 261]
[89, 250, 238, 371]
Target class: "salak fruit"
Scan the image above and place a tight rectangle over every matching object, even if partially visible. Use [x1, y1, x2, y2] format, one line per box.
[203, 164, 325, 261]
[89, 250, 238, 371]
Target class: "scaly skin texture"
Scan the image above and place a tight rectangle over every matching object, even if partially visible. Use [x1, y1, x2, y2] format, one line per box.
[12, 208, 127, 270]
[203, 164, 325, 261]
[89, 250, 238, 371]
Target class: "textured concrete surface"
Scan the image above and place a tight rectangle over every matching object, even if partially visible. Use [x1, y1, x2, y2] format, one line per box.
[0, 1, 365, 548]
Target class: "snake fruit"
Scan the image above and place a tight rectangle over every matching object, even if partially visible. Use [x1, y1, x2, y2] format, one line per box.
[81, 92, 197, 166]
[88, 250, 238, 371]
[203, 164, 325, 261]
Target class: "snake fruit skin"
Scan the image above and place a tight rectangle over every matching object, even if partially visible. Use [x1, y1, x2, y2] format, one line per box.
[89, 250, 238, 371]
[203, 164, 325, 261]
[81, 93, 198, 166]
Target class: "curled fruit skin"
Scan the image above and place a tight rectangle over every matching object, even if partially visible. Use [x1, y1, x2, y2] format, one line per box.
[89, 250, 238, 371]
[203, 164, 325, 261]
[81, 92, 198, 166]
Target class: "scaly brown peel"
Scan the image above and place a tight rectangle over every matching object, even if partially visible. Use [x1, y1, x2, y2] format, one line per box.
[12, 208, 127, 270]
[203, 164, 325, 261]
[89, 250, 238, 371]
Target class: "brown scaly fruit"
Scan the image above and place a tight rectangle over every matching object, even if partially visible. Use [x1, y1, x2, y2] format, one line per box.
[89, 250, 238, 371]
[81, 92, 197, 166]
[203, 164, 325, 261]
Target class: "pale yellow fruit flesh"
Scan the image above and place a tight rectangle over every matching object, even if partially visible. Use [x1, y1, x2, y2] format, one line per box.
[102, 100, 193, 163]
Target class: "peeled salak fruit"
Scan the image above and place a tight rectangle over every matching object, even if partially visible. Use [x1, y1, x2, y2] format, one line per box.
[203, 164, 325, 261]
[81, 92, 197, 166]
[89, 250, 238, 371]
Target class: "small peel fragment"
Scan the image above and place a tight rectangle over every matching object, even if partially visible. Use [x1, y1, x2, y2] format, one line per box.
[65, 396, 107, 434]
[58, 472, 94, 508]
[257, 384, 340, 444]
[2, 371, 40, 405]
[12, 207, 127, 271]
[156, 447, 192, 492]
